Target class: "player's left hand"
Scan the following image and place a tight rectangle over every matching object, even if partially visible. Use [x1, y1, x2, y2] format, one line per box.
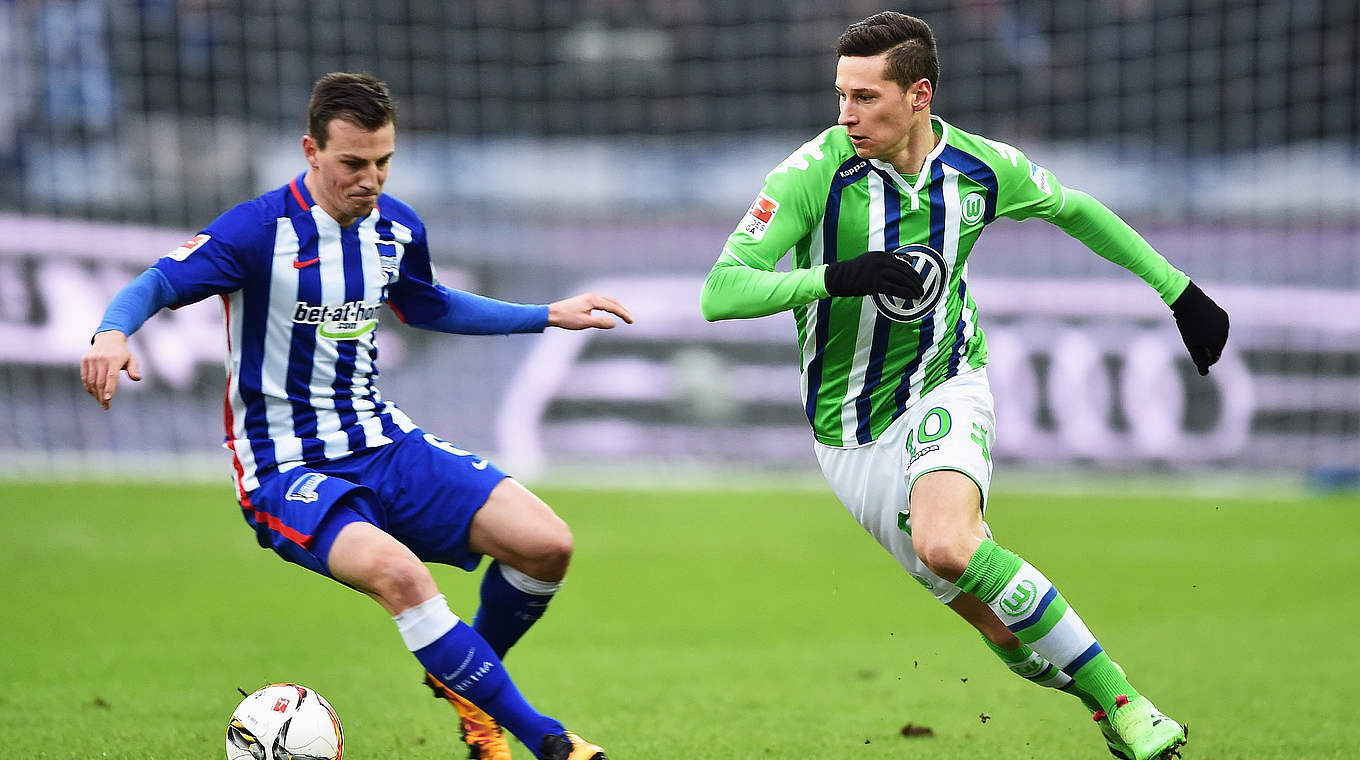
[1170, 280, 1229, 375]
[547, 292, 634, 330]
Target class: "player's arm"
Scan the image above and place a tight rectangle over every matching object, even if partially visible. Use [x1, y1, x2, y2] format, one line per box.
[700, 249, 828, 321]
[1050, 189, 1189, 303]
[388, 229, 631, 334]
[82, 205, 258, 409]
[701, 137, 920, 321]
[399, 285, 632, 334]
[400, 285, 549, 334]
[1050, 190, 1229, 375]
[703, 246, 927, 321]
[993, 142, 1230, 376]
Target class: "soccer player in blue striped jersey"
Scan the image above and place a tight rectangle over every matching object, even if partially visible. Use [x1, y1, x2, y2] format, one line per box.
[81, 73, 622, 760]
[700, 13, 1230, 760]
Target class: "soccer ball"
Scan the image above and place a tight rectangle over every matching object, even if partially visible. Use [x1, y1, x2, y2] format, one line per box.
[226, 683, 344, 760]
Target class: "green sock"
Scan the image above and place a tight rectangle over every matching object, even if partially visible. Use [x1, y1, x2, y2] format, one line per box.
[1071, 651, 1139, 713]
[959, 539, 1140, 713]
[980, 636, 1075, 692]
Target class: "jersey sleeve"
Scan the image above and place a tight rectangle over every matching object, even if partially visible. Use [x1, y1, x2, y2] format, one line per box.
[407, 286, 549, 334]
[1049, 189, 1190, 304]
[151, 201, 264, 305]
[983, 137, 1068, 223]
[380, 219, 452, 325]
[986, 139, 1188, 304]
[700, 134, 837, 321]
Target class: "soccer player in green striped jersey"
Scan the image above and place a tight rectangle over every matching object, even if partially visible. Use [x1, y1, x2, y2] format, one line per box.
[700, 12, 1229, 760]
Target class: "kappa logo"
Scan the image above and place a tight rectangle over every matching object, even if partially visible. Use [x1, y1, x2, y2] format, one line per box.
[285, 472, 327, 503]
[740, 193, 780, 241]
[167, 233, 211, 261]
[871, 244, 949, 323]
[837, 159, 869, 180]
[999, 579, 1040, 617]
[906, 443, 939, 467]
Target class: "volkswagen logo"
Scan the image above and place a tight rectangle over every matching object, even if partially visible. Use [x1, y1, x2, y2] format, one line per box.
[871, 243, 949, 323]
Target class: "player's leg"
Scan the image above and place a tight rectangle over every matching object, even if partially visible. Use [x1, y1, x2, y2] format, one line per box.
[325, 518, 600, 760]
[948, 592, 1078, 691]
[384, 432, 571, 660]
[466, 478, 573, 659]
[375, 430, 604, 760]
[910, 470, 1183, 760]
[814, 387, 1079, 704]
[948, 589, 1133, 759]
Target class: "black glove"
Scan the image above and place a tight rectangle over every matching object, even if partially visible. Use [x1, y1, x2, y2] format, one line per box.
[1170, 280, 1229, 376]
[824, 251, 925, 300]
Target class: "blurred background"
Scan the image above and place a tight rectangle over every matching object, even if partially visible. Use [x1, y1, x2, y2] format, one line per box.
[1, 0, 1356, 488]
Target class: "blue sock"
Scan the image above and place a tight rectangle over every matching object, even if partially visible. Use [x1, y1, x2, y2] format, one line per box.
[474, 561, 561, 659]
[396, 595, 563, 751]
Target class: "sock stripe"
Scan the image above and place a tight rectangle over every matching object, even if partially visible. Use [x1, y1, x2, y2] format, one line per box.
[394, 595, 460, 652]
[1006, 585, 1058, 633]
[498, 563, 563, 596]
[1061, 641, 1104, 677]
[1023, 662, 1056, 682]
[1012, 592, 1070, 645]
[1033, 665, 1075, 690]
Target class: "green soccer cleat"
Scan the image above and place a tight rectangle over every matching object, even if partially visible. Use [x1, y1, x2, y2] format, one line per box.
[1092, 662, 1132, 759]
[1107, 694, 1187, 760]
[1093, 710, 1133, 759]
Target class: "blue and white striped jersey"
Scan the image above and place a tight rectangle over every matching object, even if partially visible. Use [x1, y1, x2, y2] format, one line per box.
[154, 174, 453, 496]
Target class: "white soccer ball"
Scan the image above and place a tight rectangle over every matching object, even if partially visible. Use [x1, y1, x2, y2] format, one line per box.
[226, 683, 344, 760]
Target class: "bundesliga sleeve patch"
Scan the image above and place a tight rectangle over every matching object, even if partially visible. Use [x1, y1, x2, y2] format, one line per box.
[167, 233, 211, 261]
[1028, 163, 1052, 194]
[740, 193, 780, 241]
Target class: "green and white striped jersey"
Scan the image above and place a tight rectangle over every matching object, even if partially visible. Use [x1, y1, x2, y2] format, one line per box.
[702, 117, 1188, 447]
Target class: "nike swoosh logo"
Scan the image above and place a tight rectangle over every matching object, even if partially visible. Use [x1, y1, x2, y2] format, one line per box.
[472, 460, 489, 470]
[293, 257, 320, 269]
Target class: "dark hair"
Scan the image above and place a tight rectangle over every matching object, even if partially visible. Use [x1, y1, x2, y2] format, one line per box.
[835, 12, 939, 91]
[307, 72, 397, 147]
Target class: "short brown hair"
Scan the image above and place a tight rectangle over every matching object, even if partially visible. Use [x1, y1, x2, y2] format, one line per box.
[307, 72, 397, 148]
[835, 12, 939, 91]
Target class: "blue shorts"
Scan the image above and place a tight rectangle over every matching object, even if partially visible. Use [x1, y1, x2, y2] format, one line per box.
[240, 428, 508, 578]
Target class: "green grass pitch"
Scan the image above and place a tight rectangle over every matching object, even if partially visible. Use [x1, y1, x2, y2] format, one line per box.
[1, 478, 1357, 759]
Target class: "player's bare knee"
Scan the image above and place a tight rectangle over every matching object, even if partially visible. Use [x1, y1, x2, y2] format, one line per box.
[914, 533, 970, 582]
[525, 526, 574, 582]
[365, 554, 435, 608]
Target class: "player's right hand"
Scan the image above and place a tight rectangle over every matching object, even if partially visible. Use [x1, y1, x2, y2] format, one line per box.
[81, 331, 141, 410]
[824, 251, 925, 300]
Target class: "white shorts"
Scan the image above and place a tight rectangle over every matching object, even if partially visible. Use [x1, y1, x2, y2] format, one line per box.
[814, 368, 997, 604]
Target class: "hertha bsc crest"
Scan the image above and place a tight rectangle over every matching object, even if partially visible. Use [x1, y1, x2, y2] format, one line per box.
[871, 243, 948, 323]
